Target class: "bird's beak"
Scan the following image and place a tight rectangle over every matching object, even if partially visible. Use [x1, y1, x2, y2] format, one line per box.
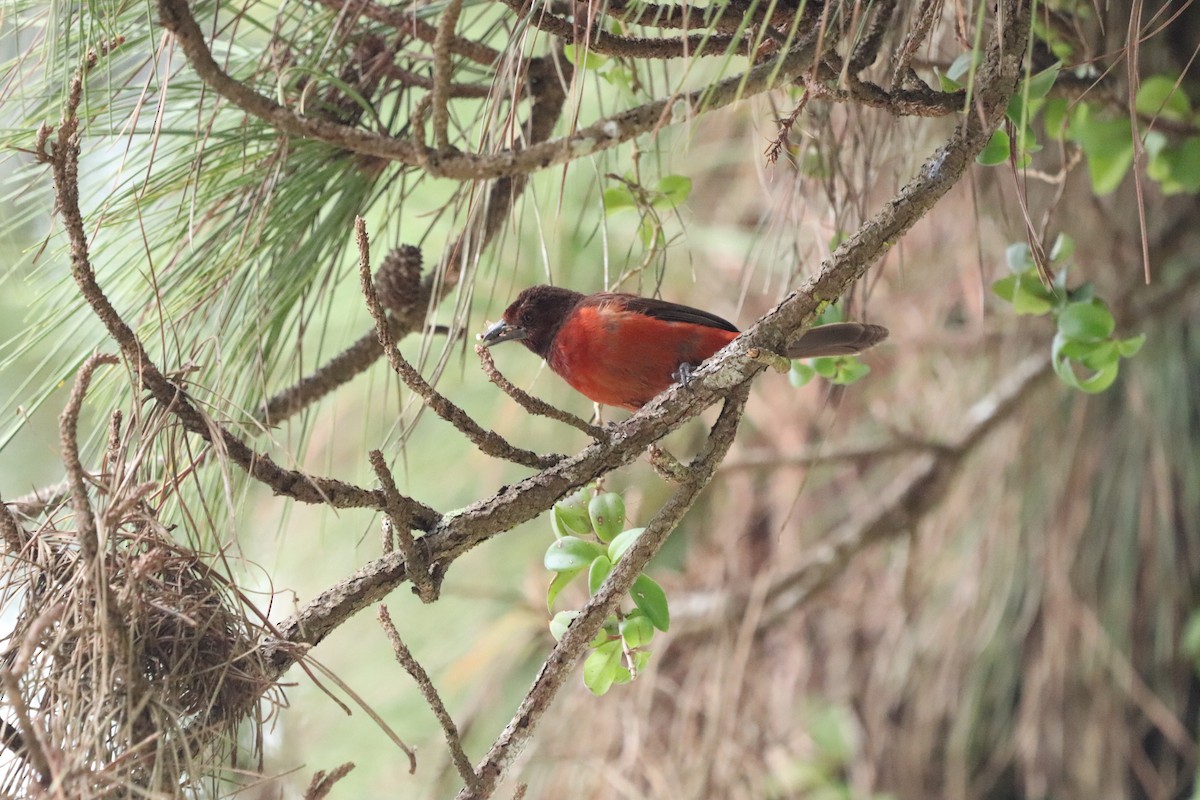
[480, 319, 528, 347]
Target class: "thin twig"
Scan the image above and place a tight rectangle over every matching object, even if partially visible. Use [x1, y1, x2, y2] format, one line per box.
[475, 345, 605, 439]
[357, 220, 560, 470]
[59, 352, 119, 563]
[304, 762, 356, 800]
[432, 0, 465, 151]
[378, 605, 478, 790]
[369, 450, 438, 602]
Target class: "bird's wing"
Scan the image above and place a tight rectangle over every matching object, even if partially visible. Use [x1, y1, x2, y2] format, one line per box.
[588, 293, 740, 333]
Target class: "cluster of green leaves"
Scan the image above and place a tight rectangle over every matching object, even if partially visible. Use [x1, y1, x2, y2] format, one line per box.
[602, 173, 694, 248]
[1060, 74, 1200, 195]
[962, 45, 1199, 198]
[544, 487, 670, 696]
[789, 304, 872, 388]
[968, 60, 1062, 168]
[993, 235, 1144, 393]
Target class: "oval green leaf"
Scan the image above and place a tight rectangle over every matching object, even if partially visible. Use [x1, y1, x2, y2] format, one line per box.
[588, 493, 626, 543]
[549, 610, 578, 641]
[1057, 300, 1115, 342]
[545, 536, 606, 573]
[588, 555, 613, 595]
[620, 614, 655, 649]
[631, 574, 670, 632]
[607, 527, 645, 563]
[977, 129, 1011, 166]
[583, 640, 623, 696]
[547, 569, 582, 610]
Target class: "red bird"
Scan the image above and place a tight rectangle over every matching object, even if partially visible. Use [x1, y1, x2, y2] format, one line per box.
[481, 285, 887, 411]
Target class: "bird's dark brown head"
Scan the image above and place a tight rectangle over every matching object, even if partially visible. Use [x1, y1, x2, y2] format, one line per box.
[481, 285, 584, 359]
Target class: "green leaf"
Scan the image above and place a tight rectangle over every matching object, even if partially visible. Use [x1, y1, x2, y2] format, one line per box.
[946, 51, 978, 83]
[631, 574, 670, 632]
[992, 275, 1018, 303]
[1006, 242, 1034, 273]
[554, 488, 595, 535]
[1057, 300, 1115, 342]
[1010, 275, 1056, 316]
[548, 610, 578, 641]
[1150, 137, 1200, 194]
[564, 44, 607, 69]
[1041, 97, 1069, 141]
[789, 361, 815, 387]
[588, 493, 626, 543]
[603, 186, 637, 213]
[547, 569, 582, 610]
[1049, 233, 1075, 264]
[1052, 332, 1121, 393]
[1068, 108, 1135, 195]
[583, 640, 623, 696]
[1116, 334, 1146, 358]
[545, 536, 606, 572]
[1059, 339, 1118, 370]
[1026, 62, 1062, 100]
[977, 128, 1011, 166]
[654, 174, 692, 208]
[811, 357, 839, 378]
[588, 555, 613, 595]
[1135, 75, 1192, 122]
[607, 527, 644, 563]
[830, 359, 870, 385]
[619, 613, 655, 648]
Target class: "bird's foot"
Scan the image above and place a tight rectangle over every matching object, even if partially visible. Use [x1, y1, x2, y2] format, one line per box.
[673, 362, 696, 388]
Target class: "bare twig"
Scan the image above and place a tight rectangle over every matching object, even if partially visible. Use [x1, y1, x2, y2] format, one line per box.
[475, 345, 605, 439]
[304, 762, 355, 800]
[432, 0, 465, 151]
[58, 352, 119, 563]
[378, 606, 478, 790]
[646, 444, 689, 482]
[369, 450, 438, 602]
[356, 219, 561, 470]
[497, 0, 740, 58]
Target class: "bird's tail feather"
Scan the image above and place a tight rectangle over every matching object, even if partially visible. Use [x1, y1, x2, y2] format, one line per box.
[784, 322, 889, 359]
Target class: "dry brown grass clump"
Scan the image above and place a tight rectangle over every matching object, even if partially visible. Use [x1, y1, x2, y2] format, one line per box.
[1, 393, 278, 797]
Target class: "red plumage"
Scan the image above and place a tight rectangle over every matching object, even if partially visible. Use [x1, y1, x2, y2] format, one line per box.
[481, 286, 887, 411]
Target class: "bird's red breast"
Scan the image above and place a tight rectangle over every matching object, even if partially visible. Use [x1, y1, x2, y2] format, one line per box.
[546, 298, 737, 410]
